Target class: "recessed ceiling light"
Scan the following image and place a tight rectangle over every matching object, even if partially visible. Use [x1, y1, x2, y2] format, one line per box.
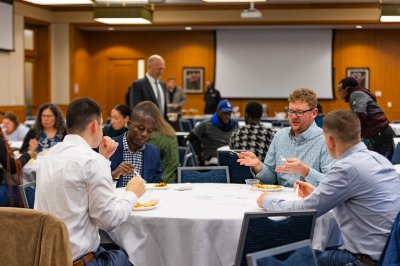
[108, 27, 115, 31]
[185, 27, 192, 31]
[355, 25, 363, 29]
[94, 7, 153, 25]
[380, 5, 400, 22]
[381, 16, 400, 22]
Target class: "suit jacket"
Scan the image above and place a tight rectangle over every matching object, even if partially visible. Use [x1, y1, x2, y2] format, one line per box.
[110, 134, 163, 185]
[128, 76, 168, 115]
[167, 87, 187, 115]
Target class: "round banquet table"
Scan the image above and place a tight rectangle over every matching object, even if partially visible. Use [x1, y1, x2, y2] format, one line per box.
[110, 183, 341, 266]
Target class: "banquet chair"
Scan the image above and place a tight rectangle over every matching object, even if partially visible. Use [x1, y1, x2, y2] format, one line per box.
[378, 210, 400, 266]
[187, 142, 199, 166]
[179, 146, 190, 166]
[178, 166, 230, 183]
[246, 240, 317, 266]
[0, 207, 72, 266]
[217, 150, 253, 184]
[19, 181, 36, 209]
[234, 210, 317, 266]
[179, 119, 193, 132]
[391, 143, 400, 165]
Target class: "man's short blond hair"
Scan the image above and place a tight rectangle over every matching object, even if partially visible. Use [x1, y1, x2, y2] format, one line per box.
[323, 110, 361, 144]
[148, 54, 164, 66]
[288, 88, 318, 109]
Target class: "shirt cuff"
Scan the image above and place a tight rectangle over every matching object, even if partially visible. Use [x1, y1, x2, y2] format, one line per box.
[304, 168, 320, 186]
[123, 191, 138, 205]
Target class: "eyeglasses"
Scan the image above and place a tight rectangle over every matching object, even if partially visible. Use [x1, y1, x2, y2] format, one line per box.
[285, 107, 315, 117]
[41, 114, 55, 119]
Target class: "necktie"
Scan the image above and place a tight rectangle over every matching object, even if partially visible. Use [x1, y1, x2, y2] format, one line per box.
[155, 80, 164, 114]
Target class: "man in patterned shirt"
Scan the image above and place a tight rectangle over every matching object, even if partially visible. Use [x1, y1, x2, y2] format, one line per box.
[238, 88, 334, 187]
[110, 101, 163, 186]
[229, 101, 275, 161]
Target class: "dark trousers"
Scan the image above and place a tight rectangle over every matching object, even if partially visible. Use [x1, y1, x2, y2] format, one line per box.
[85, 246, 133, 266]
[317, 249, 376, 266]
[366, 125, 395, 159]
[0, 184, 19, 207]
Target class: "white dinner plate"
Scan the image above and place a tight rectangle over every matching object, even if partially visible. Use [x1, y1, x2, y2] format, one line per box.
[133, 205, 157, 211]
[250, 186, 283, 192]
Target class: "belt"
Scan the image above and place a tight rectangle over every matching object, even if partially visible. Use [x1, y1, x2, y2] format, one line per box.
[73, 252, 94, 266]
[354, 254, 377, 266]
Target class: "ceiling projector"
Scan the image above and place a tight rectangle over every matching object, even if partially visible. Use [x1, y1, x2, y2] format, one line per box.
[241, 6, 263, 19]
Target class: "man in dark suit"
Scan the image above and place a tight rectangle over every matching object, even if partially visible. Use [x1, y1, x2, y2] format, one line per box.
[127, 55, 167, 116]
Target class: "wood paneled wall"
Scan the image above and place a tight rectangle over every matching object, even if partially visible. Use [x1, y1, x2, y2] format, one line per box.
[71, 28, 400, 121]
[0, 106, 26, 123]
[71, 28, 215, 117]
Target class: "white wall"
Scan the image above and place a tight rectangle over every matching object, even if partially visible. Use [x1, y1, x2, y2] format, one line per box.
[0, 2, 71, 107]
[0, 14, 24, 105]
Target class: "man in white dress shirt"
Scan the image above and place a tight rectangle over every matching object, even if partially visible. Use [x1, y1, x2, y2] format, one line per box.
[35, 97, 145, 266]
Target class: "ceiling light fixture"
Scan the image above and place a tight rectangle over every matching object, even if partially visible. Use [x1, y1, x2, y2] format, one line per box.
[380, 5, 400, 22]
[94, 7, 153, 25]
[355, 25, 363, 29]
[24, 0, 92, 4]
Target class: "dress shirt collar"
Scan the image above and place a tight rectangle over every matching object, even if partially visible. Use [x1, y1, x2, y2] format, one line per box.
[63, 134, 92, 149]
[289, 121, 320, 141]
[146, 73, 157, 85]
[338, 142, 367, 160]
[122, 132, 146, 153]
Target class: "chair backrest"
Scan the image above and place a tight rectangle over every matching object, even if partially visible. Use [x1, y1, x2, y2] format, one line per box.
[179, 119, 193, 132]
[0, 207, 72, 265]
[187, 142, 199, 166]
[378, 210, 400, 266]
[178, 166, 230, 183]
[234, 210, 317, 266]
[246, 240, 317, 266]
[217, 151, 253, 184]
[315, 114, 324, 128]
[178, 146, 189, 166]
[391, 143, 400, 164]
[19, 181, 36, 209]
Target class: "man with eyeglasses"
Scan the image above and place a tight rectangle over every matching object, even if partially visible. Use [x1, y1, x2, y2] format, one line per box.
[238, 88, 334, 187]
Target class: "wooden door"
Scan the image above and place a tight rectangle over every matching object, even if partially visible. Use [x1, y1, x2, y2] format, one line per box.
[107, 58, 140, 116]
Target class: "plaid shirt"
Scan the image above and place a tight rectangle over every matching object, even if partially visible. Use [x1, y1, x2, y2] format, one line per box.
[120, 133, 145, 187]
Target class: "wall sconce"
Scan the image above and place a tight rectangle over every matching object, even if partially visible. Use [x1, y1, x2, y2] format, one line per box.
[380, 5, 400, 22]
[93, 6, 153, 24]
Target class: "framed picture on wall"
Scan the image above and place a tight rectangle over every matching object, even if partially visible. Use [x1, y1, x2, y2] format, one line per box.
[346, 67, 370, 90]
[183, 67, 204, 93]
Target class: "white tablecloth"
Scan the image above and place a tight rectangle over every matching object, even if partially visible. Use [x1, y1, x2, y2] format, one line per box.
[111, 183, 341, 266]
[390, 123, 400, 137]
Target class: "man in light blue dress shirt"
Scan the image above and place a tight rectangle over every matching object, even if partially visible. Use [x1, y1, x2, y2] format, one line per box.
[238, 88, 334, 187]
[257, 110, 400, 265]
